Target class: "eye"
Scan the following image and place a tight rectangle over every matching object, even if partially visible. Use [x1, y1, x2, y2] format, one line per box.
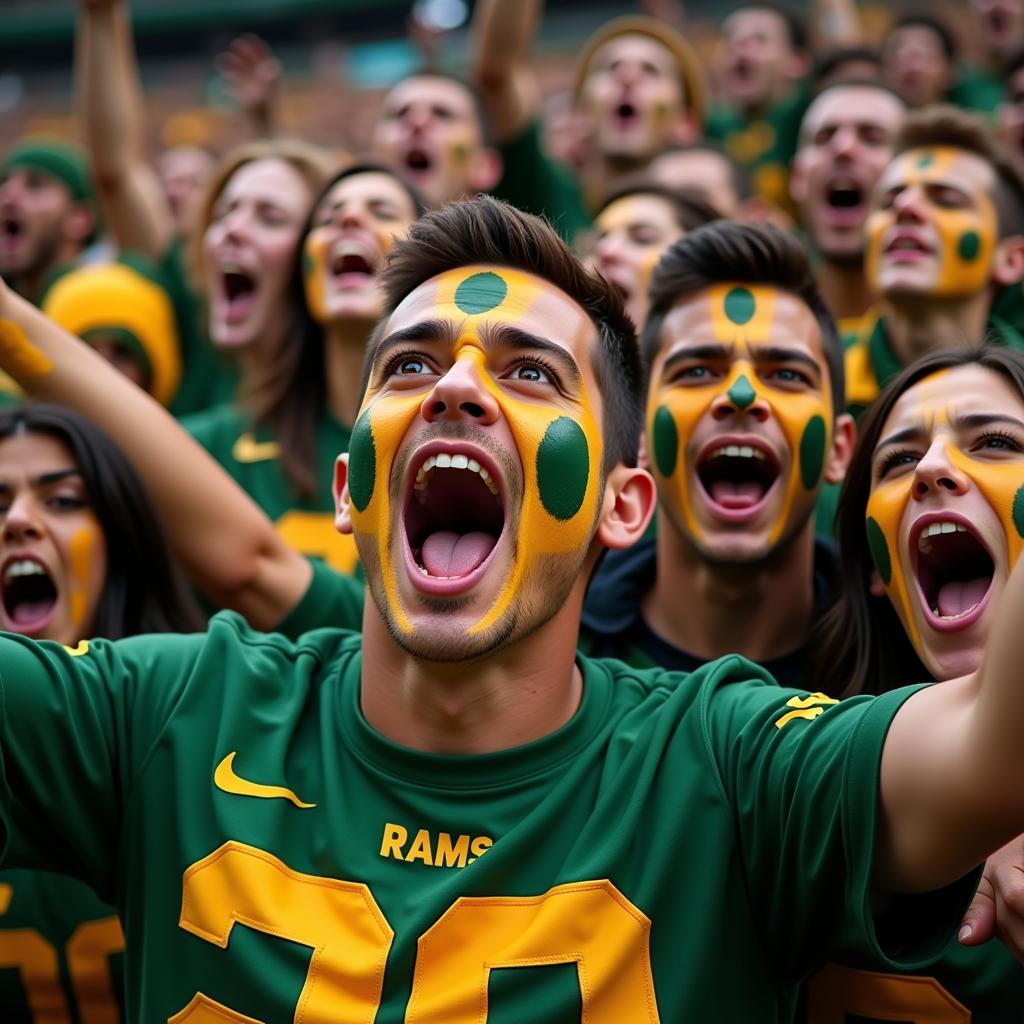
[47, 493, 86, 512]
[975, 431, 1024, 453]
[768, 367, 811, 386]
[670, 365, 718, 383]
[509, 362, 551, 384]
[396, 357, 428, 375]
[875, 448, 920, 478]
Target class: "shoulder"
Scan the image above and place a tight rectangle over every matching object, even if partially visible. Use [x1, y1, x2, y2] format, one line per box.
[581, 536, 656, 634]
[843, 320, 881, 413]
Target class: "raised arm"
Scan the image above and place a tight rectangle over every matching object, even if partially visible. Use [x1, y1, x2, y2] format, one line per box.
[875, 548, 1024, 896]
[75, 0, 174, 260]
[469, 0, 543, 142]
[216, 35, 282, 140]
[0, 278, 312, 629]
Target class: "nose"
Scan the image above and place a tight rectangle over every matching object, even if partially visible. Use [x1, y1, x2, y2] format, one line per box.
[594, 232, 626, 267]
[3, 493, 43, 544]
[338, 203, 368, 229]
[421, 356, 500, 425]
[912, 440, 969, 500]
[710, 372, 770, 423]
[404, 103, 431, 131]
[892, 185, 926, 222]
[829, 125, 858, 158]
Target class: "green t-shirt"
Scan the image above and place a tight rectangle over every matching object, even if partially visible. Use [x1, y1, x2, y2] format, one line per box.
[494, 119, 593, 244]
[706, 85, 809, 211]
[274, 556, 364, 637]
[949, 65, 1004, 117]
[0, 617, 976, 1021]
[183, 403, 359, 575]
[0, 869, 123, 1022]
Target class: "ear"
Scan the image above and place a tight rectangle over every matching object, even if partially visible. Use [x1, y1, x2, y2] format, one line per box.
[469, 147, 503, 194]
[65, 204, 95, 247]
[991, 234, 1024, 287]
[595, 464, 657, 551]
[868, 567, 886, 597]
[824, 412, 857, 485]
[333, 452, 353, 535]
[637, 429, 651, 471]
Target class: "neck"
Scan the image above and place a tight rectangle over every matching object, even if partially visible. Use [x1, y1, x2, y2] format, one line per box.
[882, 292, 991, 367]
[358, 595, 585, 754]
[324, 318, 374, 426]
[817, 257, 875, 323]
[642, 515, 817, 664]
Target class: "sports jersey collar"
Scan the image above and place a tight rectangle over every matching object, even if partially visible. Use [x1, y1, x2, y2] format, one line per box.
[339, 653, 616, 790]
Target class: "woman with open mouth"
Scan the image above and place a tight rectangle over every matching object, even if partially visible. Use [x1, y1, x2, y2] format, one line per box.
[184, 163, 424, 576]
[0, 403, 204, 1020]
[803, 345, 1024, 1021]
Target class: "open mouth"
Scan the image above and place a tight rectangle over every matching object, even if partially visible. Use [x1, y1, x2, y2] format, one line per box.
[614, 101, 638, 126]
[403, 448, 506, 593]
[913, 518, 995, 630]
[0, 214, 24, 252]
[884, 234, 931, 260]
[827, 179, 863, 210]
[220, 261, 257, 317]
[405, 149, 433, 174]
[330, 250, 374, 279]
[696, 442, 780, 519]
[2, 558, 58, 632]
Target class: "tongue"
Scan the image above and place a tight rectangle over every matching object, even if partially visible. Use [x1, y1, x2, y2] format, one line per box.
[421, 531, 496, 578]
[710, 479, 764, 509]
[11, 599, 54, 625]
[936, 577, 990, 618]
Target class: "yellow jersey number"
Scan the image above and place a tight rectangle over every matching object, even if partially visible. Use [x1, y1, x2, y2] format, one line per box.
[170, 841, 660, 1023]
[0, 882, 123, 1024]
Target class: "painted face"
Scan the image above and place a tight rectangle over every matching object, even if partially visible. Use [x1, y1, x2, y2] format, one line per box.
[302, 172, 417, 326]
[591, 194, 684, 327]
[647, 284, 833, 562]
[866, 147, 998, 300]
[791, 86, 903, 262]
[345, 265, 604, 659]
[372, 77, 486, 208]
[580, 35, 689, 161]
[0, 167, 76, 279]
[203, 158, 313, 350]
[0, 431, 107, 645]
[867, 365, 1024, 680]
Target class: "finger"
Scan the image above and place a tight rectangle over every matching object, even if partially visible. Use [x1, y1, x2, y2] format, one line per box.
[959, 871, 995, 945]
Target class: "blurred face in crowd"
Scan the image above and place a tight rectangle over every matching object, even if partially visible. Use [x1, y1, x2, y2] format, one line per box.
[0, 168, 90, 283]
[721, 7, 805, 110]
[646, 284, 850, 564]
[158, 145, 217, 238]
[970, 0, 1024, 58]
[866, 146, 1011, 302]
[867, 364, 1024, 680]
[579, 34, 695, 162]
[373, 76, 500, 209]
[0, 431, 107, 646]
[649, 148, 742, 217]
[791, 85, 904, 264]
[302, 171, 418, 326]
[998, 62, 1024, 164]
[882, 25, 952, 108]
[203, 157, 313, 350]
[591, 193, 686, 327]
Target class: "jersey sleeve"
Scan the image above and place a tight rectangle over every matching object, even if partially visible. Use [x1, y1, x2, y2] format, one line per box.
[701, 661, 979, 979]
[273, 557, 364, 638]
[0, 631, 203, 896]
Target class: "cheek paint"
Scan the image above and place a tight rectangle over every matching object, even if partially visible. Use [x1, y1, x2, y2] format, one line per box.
[0, 320, 55, 378]
[931, 203, 996, 297]
[301, 233, 330, 324]
[948, 447, 1024, 567]
[67, 520, 99, 632]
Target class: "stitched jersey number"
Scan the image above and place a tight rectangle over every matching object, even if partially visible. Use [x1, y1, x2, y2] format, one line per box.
[171, 841, 659, 1023]
[806, 962, 970, 1023]
[0, 912, 123, 1023]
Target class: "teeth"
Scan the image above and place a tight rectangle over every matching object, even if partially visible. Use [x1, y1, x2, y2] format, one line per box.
[3, 560, 45, 583]
[413, 452, 499, 496]
[221, 260, 246, 274]
[712, 445, 765, 460]
[917, 521, 968, 550]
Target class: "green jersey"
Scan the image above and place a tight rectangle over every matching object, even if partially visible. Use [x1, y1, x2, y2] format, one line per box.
[948, 65, 1004, 117]
[183, 404, 359, 575]
[0, 616, 975, 1021]
[0, 869, 123, 1022]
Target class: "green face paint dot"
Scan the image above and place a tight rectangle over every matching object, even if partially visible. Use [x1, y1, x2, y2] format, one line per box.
[652, 405, 678, 478]
[727, 373, 757, 410]
[723, 286, 756, 326]
[348, 410, 376, 513]
[866, 516, 892, 585]
[454, 271, 508, 315]
[958, 230, 981, 262]
[536, 417, 590, 521]
[1013, 483, 1024, 539]
[302, 249, 315, 280]
[799, 415, 827, 489]
[916, 151, 935, 169]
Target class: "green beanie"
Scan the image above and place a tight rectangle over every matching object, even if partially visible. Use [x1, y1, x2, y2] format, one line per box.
[0, 137, 94, 203]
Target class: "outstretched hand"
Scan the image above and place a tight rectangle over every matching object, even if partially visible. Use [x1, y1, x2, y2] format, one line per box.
[960, 835, 1024, 963]
[216, 34, 281, 121]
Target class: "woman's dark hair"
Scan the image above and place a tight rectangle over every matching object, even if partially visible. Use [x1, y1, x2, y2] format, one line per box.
[809, 345, 1024, 698]
[243, 163, 426, 498]
[0, 403, 205, 639]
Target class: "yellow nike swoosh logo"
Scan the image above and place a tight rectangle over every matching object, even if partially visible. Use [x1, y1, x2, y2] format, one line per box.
[232, 433, 281, 463]
[0, 883, 11, 915]
[214, 752, 316, 809]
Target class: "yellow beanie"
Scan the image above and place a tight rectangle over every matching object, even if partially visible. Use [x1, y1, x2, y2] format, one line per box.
[42, 263, 182, 407]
